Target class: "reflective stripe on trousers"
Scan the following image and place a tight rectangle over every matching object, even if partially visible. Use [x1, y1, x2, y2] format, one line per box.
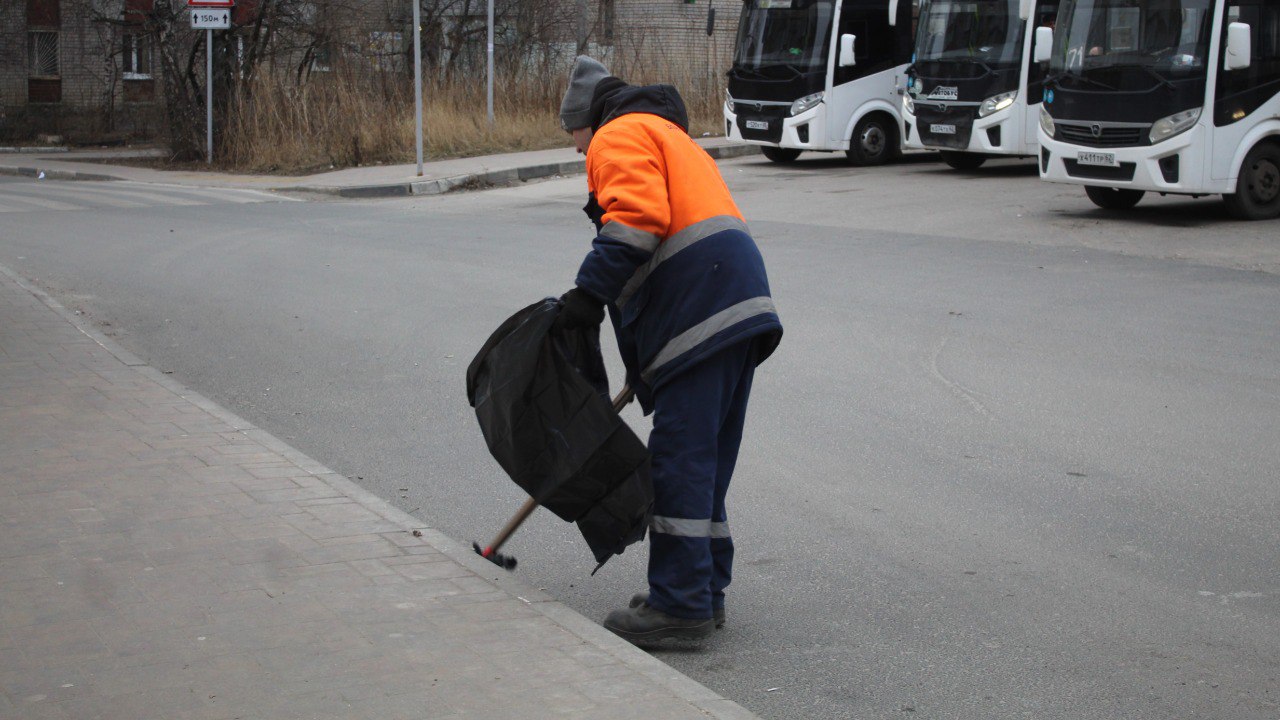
[650, 516, 731, 539]
[644, 339, 757, 620]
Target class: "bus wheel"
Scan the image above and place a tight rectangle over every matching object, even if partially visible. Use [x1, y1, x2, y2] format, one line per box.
[846, 114, 899, 166]
[940, 151, 987, 171]
[1085, 185, 1145, 210]
[1224, 142, 1280, 221]
[762, 146, 802, 164]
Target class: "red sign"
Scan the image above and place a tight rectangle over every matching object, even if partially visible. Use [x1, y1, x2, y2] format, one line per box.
[188, 0, 233, 7]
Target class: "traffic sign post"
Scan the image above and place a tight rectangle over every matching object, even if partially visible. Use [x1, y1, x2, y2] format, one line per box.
[206, 28, 212, 164]
[188, 0, 232, 165]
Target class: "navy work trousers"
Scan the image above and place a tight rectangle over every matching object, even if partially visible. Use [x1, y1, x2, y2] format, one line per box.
[645, 341, 757, 620]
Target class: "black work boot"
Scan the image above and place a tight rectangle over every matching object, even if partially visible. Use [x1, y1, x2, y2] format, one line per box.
[604, 602, 714, 644]
[629, 592, 725, 629]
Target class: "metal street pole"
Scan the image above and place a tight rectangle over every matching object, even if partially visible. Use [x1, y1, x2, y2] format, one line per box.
[206, 28, 213, 165]
[486, 0, 494, 126]
[412, 0, 423, 176]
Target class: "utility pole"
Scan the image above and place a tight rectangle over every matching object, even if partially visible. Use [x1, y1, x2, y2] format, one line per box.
[412, 0, 424, 175]
[575, 0, 588, 55]
[486, 0, 494, 126]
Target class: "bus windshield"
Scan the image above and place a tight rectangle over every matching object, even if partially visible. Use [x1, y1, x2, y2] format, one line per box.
[915, 0, 1027, 67]
[734, 0, 835, 73]
[1050, 0, 1214, 83]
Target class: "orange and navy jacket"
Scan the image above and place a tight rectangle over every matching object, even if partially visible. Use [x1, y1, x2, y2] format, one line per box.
[575, 84, 782, 411]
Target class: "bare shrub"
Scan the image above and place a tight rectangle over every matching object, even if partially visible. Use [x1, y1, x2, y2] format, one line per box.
[222, 69, 414, 173]
[219, 52, 723, 174]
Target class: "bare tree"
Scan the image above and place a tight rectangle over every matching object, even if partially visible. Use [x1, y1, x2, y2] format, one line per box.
[85, 0, 203, 158]
[82, 0, 601, 160]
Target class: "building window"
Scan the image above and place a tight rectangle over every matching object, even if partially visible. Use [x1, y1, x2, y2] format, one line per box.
[28, 31, 59, 77]
[122, 32, 152, 79]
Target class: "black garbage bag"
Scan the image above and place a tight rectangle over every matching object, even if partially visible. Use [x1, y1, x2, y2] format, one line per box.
[466, 298, 653, 568]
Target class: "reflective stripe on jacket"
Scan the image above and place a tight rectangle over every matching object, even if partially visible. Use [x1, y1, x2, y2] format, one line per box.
[574, 103, 782, 411]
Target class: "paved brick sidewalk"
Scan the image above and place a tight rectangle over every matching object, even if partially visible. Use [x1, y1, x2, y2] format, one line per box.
[0, 265, 758, 720]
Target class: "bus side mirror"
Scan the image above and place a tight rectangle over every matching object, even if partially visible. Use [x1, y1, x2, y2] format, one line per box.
[1034, 27, 1053, 63]
[840, 34, 857, 67]
[888, 0, 899, 26]
[1018, 0, 1033, 21]
[1225, 22, 1252, 71]
[706, 6, 715, 36]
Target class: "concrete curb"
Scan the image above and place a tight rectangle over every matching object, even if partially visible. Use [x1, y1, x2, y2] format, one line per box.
[0, 164, 124, 182]
[0, 261, 762, 720]
[280, 143, 762, 199]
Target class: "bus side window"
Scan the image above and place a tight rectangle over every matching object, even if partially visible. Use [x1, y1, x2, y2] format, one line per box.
[1029, 2, 1057, 62]
[1026, 3, 1057, 93]
[1215, 1, 1280, 125]
[1264, 5, 1280, 62]
[833, 3, 873, 84]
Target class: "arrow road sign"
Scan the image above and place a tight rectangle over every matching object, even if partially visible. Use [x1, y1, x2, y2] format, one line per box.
[190, 8, 230, 28]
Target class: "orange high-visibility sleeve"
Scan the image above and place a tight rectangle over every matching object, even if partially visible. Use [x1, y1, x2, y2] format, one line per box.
[587, 114, 745, 244]
[587, 125, 671, 240]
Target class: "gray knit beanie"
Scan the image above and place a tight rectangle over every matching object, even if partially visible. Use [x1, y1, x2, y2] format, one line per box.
[559, 56, 611, 131]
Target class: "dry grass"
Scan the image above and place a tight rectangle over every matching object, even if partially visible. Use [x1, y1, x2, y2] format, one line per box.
[219, 56, 724, 175]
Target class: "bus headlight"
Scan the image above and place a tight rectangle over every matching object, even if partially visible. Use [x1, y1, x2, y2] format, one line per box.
[978, 91, 1017, 118]
[725, 90, 734, 115]
[790, 92, 824, 116]
[1039, 106, 1056, 138]
[1149, 107, 1201, 144]
[904, 94, 915, 115]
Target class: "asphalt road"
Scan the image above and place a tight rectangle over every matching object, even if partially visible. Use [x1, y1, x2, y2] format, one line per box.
[2, 158, 1278, 720]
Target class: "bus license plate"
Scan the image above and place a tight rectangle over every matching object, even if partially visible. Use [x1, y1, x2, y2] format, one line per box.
[745, 120, 769, 130]
[1077, 151, 1119, 168]
[931, 124, 956, 135]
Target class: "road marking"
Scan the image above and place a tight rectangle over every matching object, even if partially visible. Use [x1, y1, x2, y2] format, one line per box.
[1, 182, 149, 209]
[122, 181, 301, 204]
[54, 183, 207, 206]
[0, 179, 294, 213]
[0, 194, 82, 212]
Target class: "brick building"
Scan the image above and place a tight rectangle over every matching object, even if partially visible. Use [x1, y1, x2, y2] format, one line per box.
[0, 0, 743, 144]
[0, 0, 169, 142]
[606, 0, 735, 64]
[0, 0, 410, 143]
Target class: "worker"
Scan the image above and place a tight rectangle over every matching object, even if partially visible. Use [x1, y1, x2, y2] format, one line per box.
[554, 56, 783, 643]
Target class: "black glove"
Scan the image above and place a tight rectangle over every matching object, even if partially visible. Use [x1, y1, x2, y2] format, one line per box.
[554, 287, 605, 331]
[583, 192, 605, 232]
